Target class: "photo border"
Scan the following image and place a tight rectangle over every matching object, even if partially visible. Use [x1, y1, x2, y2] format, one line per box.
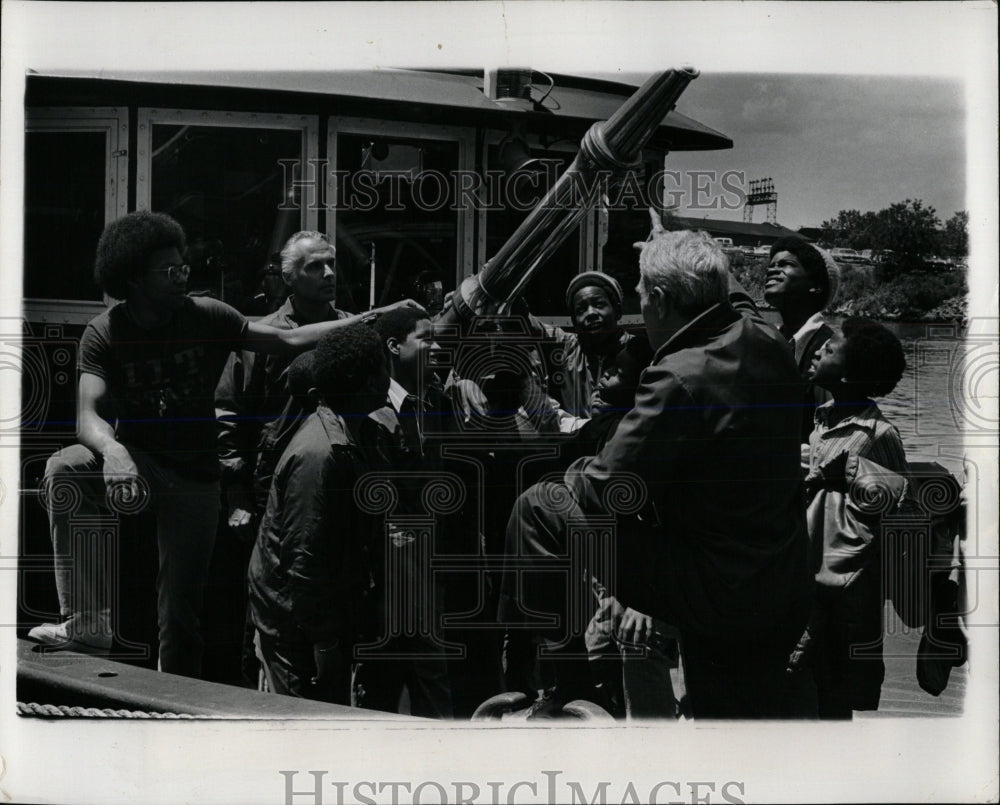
[2, 3, 997, 803]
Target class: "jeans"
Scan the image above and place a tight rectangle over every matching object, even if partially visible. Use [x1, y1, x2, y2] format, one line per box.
[586, 594, 679, 719]
[44, 443, 219, 678]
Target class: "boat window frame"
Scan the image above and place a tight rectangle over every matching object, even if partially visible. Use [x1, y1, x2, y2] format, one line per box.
[325, 116, 476, 300]
[23, 107, 128, 324]
[136, 106, 320, 229]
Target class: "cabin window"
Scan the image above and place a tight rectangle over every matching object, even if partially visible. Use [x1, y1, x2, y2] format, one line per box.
[481, 133, 590, 323]
[327, 120, 474, 314]
[138, 109, 319, 313]
[23, 108, 128, 309]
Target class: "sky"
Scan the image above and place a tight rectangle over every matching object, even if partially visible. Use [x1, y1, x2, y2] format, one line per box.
[1, 3, 984, 240]
[652, 73, 966, 230]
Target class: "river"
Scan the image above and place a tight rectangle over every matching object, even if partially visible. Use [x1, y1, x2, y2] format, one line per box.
[763, 313, 972, 480]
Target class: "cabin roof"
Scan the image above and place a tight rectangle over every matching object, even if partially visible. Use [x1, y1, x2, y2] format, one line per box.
[672, 216, 801, 240]
[27, 68, 732, 151]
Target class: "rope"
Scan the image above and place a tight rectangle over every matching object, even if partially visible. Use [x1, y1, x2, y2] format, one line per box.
[17, 701, 220, 719]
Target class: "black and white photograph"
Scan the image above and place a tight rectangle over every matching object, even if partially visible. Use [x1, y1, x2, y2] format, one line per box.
[1, 2, 997, 803]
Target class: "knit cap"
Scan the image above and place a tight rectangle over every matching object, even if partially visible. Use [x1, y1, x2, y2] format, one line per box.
[812, 245, 841, 308]
[564, 271, 624, 312]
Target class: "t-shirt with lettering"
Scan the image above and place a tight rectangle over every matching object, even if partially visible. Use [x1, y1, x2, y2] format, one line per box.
[79, 296, 248, 480]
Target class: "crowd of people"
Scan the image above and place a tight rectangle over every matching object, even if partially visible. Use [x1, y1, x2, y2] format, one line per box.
[28, 208, 917, 721]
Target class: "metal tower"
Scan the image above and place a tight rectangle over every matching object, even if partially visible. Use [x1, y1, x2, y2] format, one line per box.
[743, 177, 778, 224]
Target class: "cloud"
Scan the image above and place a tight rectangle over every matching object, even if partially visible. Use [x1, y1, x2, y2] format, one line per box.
[740, 91, 791, 132]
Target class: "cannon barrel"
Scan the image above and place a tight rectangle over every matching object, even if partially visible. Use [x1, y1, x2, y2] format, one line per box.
[441, 67, 699, 324]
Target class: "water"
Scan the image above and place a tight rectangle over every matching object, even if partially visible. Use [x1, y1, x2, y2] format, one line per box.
[841, 318, 970, 479]
[767, 313, 971, 479]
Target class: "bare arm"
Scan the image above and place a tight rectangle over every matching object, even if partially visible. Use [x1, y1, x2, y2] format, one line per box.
[242, 299, 425, 356]
[77, 372, 139, 489]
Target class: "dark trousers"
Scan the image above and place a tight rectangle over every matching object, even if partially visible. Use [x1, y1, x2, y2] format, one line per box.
[352, 637, 454, 719]
[353, 536, 454, 718]
[811, 579, 885, 719]
[254, 630, 350, 705]
[501, 481, 804, 719]
[681, 632, 798, 719]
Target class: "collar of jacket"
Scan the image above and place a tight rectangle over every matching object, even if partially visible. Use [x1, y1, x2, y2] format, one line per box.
[314, 404, 363, 448]
[589, 328, 632, 359]
[651, 302, 740, 362]
[275, 296, 344, 326]
[813, 399, 880, 434]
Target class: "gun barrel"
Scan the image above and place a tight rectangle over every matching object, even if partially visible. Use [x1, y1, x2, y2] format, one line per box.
[442, 67, 699, 324]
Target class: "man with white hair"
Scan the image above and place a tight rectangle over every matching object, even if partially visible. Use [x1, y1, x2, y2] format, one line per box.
[500, 220, 812, 719]
[216, 231, 416, 534]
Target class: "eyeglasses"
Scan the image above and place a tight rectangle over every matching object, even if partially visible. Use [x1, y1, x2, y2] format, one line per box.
[150, 263, 191, 282]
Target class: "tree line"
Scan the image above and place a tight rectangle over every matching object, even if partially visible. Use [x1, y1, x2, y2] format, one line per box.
[819, 199, 968, 271]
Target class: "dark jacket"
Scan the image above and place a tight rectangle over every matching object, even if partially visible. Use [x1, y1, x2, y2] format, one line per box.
[247, 406, 382, 648]
[565, 302, 812, 642]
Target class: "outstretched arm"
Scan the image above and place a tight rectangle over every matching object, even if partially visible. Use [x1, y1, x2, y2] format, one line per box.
[242, 299, 425, 356]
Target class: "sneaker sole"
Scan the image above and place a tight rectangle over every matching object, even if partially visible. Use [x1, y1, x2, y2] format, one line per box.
[33, 640, 112, 656]
[27, 632, 112, 655]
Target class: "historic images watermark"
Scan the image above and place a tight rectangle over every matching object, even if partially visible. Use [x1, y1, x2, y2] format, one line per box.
[278, 770, 747, 805]
[277, 160, 748, 214]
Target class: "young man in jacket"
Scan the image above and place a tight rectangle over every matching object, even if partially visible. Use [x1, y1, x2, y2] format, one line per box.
[354, 307, 456, 717]
[764, 235, 840, 443]
[247, 324, 391, 703]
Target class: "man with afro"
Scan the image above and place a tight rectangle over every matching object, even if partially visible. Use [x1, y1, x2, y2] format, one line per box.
[28, 211, 419, 679]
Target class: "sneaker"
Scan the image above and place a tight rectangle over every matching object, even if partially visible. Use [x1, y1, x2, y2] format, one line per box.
[27, 614, 112, 655]
[523, 688, 565, 720]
